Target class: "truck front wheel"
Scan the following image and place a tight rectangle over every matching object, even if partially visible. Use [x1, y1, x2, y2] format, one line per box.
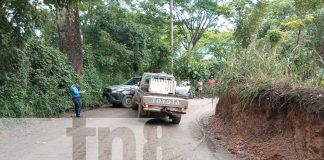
[122, 95, 133, 108]
[171, 115, 181, 124]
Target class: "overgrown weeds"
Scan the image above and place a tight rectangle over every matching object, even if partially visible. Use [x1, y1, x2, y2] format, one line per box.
[216, 35, 323, 116]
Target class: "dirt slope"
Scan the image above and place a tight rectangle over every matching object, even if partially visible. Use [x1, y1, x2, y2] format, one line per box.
[208, 90, 324, 160]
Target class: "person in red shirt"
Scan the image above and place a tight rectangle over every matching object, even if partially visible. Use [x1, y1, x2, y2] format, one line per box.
[208, 76, 215, 97]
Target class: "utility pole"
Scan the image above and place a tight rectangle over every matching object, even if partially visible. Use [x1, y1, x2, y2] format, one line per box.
[170, 0, 174, 75]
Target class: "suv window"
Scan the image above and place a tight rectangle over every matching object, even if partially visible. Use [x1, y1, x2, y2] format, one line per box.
[123, 77, 141, 85]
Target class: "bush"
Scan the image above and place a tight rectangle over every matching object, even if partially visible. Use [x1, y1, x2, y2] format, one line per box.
[25, 40, 75, 117]
[79, 46, 105, 108]
[0, 40, 106, 117]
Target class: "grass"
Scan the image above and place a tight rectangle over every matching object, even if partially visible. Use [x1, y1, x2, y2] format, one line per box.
[216, 40, 324, 117]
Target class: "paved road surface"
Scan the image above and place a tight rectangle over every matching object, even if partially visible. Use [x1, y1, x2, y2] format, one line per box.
[0, 98, 240, 160]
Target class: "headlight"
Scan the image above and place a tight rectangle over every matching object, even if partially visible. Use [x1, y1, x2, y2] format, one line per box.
[117, 88, 125, 92]
[111, 88, 126, 93]
[111, 89, 118, 93]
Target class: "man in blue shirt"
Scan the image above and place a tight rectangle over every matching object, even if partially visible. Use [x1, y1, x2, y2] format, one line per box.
[69, 82, 83, 117]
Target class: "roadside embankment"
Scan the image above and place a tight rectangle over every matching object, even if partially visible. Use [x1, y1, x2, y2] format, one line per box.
[208, 85, 324, 160]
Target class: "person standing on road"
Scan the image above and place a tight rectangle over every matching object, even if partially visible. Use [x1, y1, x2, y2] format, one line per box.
[208, 76, 215, 97]
[69, 82, 84, 117]
[197, 79, 203, 99]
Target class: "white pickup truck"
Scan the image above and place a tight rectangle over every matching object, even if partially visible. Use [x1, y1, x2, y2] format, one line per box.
[132, 72, 189, 124]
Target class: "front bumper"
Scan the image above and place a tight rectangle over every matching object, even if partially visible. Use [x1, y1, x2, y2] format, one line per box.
[104, 92, 125, 104]
[143, 105, 187, 115]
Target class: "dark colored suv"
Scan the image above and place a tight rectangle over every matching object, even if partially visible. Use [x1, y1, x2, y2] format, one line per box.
[103, 77, 141, 108]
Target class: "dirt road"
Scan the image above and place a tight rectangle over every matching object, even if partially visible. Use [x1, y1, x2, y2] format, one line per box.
[0, 98, 240, 160]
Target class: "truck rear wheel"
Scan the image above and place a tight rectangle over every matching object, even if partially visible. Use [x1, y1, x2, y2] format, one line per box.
[131, 103, 138, 110]
[131, 97, 138, 110]
[171, 115, 181, 124]
[137, 105, 144, 118]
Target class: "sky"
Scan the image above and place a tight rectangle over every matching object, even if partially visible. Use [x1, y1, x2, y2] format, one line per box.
[217, 16, 235, 31]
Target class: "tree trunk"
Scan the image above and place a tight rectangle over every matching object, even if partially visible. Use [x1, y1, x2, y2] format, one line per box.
[170, 0, 174, 74]
[56, 1, 83, 74]
[288, 27, 303, 76]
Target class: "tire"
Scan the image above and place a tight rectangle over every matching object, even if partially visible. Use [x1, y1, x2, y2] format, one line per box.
[137, 105, 144, 118]
[122, 95, 133, 108]
[171, 115, 181, 124]
[131, 97, 138, 110]
[131, 103, 138, 110]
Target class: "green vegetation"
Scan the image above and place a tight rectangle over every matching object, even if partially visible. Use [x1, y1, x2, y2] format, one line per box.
[218, 1, 323, 88]
[0, 0, 323, 117]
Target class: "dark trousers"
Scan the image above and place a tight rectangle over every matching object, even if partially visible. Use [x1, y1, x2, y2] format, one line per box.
[72, 97, 82, 117]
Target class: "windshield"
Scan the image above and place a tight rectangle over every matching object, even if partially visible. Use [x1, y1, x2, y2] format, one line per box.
[123, 77, 141, 85]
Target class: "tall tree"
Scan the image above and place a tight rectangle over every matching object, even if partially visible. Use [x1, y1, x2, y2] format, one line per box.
[82, 3, 172, 78]
[174, 0, 221, 51]
[0, 1, 39, 72]
[231, 0, 269, 49]
[45, 0, 83, 74]
[294, 0, 324, 61]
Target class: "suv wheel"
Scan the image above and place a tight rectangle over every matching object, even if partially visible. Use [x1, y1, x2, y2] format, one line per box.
[122, 95, 133, 108]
